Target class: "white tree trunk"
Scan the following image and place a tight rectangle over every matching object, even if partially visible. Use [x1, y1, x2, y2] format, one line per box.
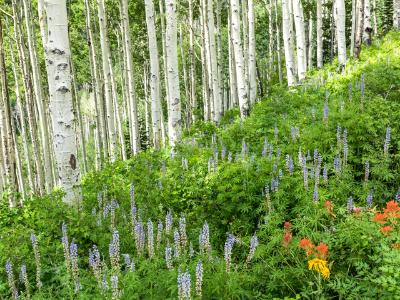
[282, 0, 297, 86]
[188, 0, 197, 122]
[22, 0, 54, 192]
[248, 0, 257, 105]
[121, 0, 140, 155]
[316, 0, 323, 67]
[97, 0, 118, 161]
[354, 0, 364, 59]
[165, 0, 182, 146]
[308, 14, 314, 69]
[363, 0, 372, 44]
[394, 0, 400, 29]
[292, 0, 307, 81]
[350, 0, 357, 55]
[44, 0, 81, 204]
[274, 0, 283, 84]
[230, 0, 250, 119]
[336, 0, 347, 66]
[200, 0, 211, 121]
[228, 9, 239, 107]
[144, 0, 163, 149]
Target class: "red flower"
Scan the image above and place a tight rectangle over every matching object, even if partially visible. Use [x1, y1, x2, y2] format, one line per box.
[299, 238, 314, 256]
[324, 201, 333, 214]
[283, 231, 292, 248]
[385, 200, 399, 213]
[284, 221, 292, 231]
[373, 213, 386, 224]
[316, 242, 329, 259]
[381, 226, 393, 235]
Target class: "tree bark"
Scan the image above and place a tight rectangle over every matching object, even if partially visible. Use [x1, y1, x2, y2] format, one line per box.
[316, 0, 323, 67]
[292, 0, 307, 81]
[354, 0, 365, 59]
[282, 0, 297, 86]
[363, 0, 372, 45]
[44, 0, 81, 204]
[248, 0, 257, 105]
[395, 0, 400, 29]
[336, 0, 347, 67]
[165, 0, 182, 146]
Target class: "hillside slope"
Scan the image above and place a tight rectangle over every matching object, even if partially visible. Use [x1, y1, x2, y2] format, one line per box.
[1, 33, 399, 299]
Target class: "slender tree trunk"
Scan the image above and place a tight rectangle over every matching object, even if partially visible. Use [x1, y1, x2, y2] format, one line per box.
[207, 0, 222, 123]
[292, 0, 307, 81]
[8, 31, 34, 195]
[144, 0, 163, 149]
[336, 0, 347, 67]
[22, 0, 54, 193]
[0, 18, 17, 206]
[242, 0, 249, 89]
[159, 0, 170, 119]
[120, 0, 140, 155]
[44, 0, 81, 204]
[216, 0, 224, 115]
[165, 0, 182, 146]
[200, 0, 211, 121]
[363, 0, 372, 45]
[188, 0, 197, 122]
[316, 0, 323, 67]
[179, 26, 190, 128]
[274, 0, 283, 84]
[228, 9, 239, 107]
[282, 0, 297, 86]
[350, 0, 357, 55]
[308, 13, 314, 69]
[395, 0, 400, 29]
[268, 0, 274, 84]
[354, 0, 365, 59]
[372, 0, 378, 35]
[230, 0, 250, 119]
[84, 0, 103, 170]
[97, 0, 118, 161]
[248, 0, 257, 105]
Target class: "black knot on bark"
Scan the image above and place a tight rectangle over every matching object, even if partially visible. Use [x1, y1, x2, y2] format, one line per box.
[57, 63, 68, 71]
[57, 86, 70, 93]
[51, 48, 65, 55]
[69, 154, 77, 170]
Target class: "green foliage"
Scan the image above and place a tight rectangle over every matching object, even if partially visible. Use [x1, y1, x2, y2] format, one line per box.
[1, 33, 400, 299]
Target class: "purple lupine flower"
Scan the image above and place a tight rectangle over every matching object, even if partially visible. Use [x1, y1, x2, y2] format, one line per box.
[384, 127, 391, 155]
[313, 149, 319, 164]
[195, 261, 203, 297]
[6, 259, 18, 299]
[199, 222, 211, 256]
[30, 232, 42, 289]
[343, 129, 348, 164]
[131, 197, 137, 231]
[298, 148, 303, 167]
[279, 169, 283, 179]
[303, 157, 308, 189]
[224, 234, 236, 272]
[268, 144, 273, 160]
[178, 270, 191, 300]
[179, 215, 187, 249]
[165, 210, 173, 235]
[165, 244, 173, 269]
[174, 230, 181, 258]
[20, 264, 30, 298]
[109, 230, 120, 271]
[134, 220, 145, 255]
[365, 161, 370, 182]
[122, 254, 131, 269]
[347, 196, 354, 213]
[221, 147, 226, 160]
[313, 187, 319, 203]
[246, 234, 259, 264]
[147, 219, 154, 258]
[156, 219, 163, 250]
[102, 276, 108, 291]
[336, 124, 341, 146]
[70, 242, 81, 293]
[111, 275, 119, 300]
[273, 162, 278, 173]
[366, 191, 373, 208]
[323, 164, 328, 184]
[310, 167, 315, 179]
[89, 245, 103, 289]
[334, 156, 341, 173]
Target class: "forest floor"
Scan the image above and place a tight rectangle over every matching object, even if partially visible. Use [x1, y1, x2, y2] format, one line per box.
[1, 32, 400, 299]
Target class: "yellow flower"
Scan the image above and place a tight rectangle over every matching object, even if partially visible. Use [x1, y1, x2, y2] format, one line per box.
[308, 258, 330, 280]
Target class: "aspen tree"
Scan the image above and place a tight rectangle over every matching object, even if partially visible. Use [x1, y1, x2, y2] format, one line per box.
[228, 9, 239, 108]
[274, 0, 283, 84]
[336, 0, 347, 67]
[292, 0, 307, 81]
[43, 0, 81, 203]
[282, 0, 297, 86]
[363, 0, 372, 45]
[316, 0, 323, 67]
[165, 0, 182, 146]
[354, 0, 365, 59]
[188, 0, 197, 122]
[230, 0, 250, 118]
[248, 0, 257, 105]
[395, 0, 400, 29]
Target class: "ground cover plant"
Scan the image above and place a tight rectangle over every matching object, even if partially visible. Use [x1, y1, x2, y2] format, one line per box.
[0, 33, 400, 299]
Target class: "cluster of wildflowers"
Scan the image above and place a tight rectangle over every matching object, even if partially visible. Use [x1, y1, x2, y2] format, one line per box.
[157, 220, 163, 250]
[285, 155, 294, 175]
[290, 126, 300, 142]
[383, 127, 391, 156]
[110, 199, 119, 228]
[30, 232, 42, 289]
[323, 100, 329, 123]
[347, 196, 354, 213]
[373, 200, 400, 235]
[224, 234, 236, 272]
[111, 275, 120, 300]
[20, 264, 30, 299]
[342, 129, 348, 164]
[70, 241, 81, 293]
[299, 239, 330, 279]
[179, 215, 188, 249]
[165, 210, 173, 235]
[199, 222, 211, 257]
[134, 219, 145, 254]
[322, 164, 328, 184]
[246, 234, 259, 264]
[109, 230, 120, 272]
[303, 157, 308, 189]
[195, 261, 203, 297]
[89, 245, 103, 290]
[165, 244, 173, 269]
[177, 269, 191, 300]
[174, 230, 181, 258]
[282, 221, 293, 248]
[122, 254, 135, 272]
[147, 219, 155, 258]
[61, 223, 71, 277]
[366, 191, 373, 208]
[6, 259, 18, 299]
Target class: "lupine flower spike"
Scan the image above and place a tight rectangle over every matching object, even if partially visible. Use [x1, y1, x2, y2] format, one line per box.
[30, 232, 42, 289]
[6, 259, 18, 299]
[246, 234, 259, 264]
[20, 264, 31, 299]
[224, 234, 236, 272]
[195, 261, 203, 297]
[70, 241, 81, 293]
